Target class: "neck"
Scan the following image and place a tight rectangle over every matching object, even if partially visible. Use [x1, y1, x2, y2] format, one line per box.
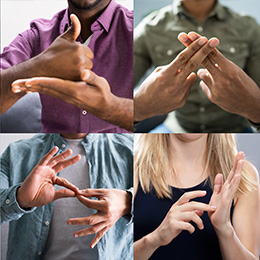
[169, 134, 208, 187]
[182, 0, 216, 22]
[61, 133, 88, 139]
[68, 0, 110, 41]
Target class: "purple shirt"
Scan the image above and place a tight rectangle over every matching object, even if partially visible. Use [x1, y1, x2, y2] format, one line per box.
[1, 0, 133, 133]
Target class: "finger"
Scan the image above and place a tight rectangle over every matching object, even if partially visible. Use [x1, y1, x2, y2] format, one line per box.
[180, 201, 216, 212]
[78, 188, 107, 198]
[90, 226, 110, 249]
[179, 222, 195, 234]
[200, 80, 213, 100]
[194, 210, 204, 217]
[52, 155, 81, 173]
[227, 152, 245, 183]
[82, 45, 94, 60]
[54, 188, 77, 200]
[60, 14, 81, 41]
[180, 38, 219, 78]
[54, 176, 79, 194]
[68, 213, 105, 226]
[228, 173, 242, 199]
[76, 195, 104, 210]
[38, 146, 59, 166]
[181, 212, 204, 230]
[47, 148, 73, 168]
[184, 72, 197, 89]
[166, 37, 208, 74]
[179, 32, 223, 75]
[213, 173, 223, 195]
[12, 79, 28, 93]
[197, 69, 214, 87]
[81, 69, 106, 87]
[73, 221, 107, 238]
[176, 190, 207, 205]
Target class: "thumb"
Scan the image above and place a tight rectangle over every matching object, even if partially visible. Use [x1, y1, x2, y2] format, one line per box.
[61, 14, 81, 41]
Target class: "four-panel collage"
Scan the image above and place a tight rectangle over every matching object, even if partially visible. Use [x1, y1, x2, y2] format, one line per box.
[0, 0, 259, 259]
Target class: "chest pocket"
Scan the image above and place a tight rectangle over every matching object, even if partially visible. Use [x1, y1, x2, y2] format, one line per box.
[217, 42, 249, 69]
[151, 42, 185, 67]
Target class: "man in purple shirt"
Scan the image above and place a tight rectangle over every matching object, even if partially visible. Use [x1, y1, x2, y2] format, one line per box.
[0, 0, 133, 133]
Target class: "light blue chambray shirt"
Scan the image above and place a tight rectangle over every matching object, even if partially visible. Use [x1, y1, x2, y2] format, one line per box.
[0, 134, 133, 260]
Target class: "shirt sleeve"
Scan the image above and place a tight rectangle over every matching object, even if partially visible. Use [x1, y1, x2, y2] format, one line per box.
[134, 21, 153, 87]
[0, 27, 39, 70]
[0, 147, 35, 225]
[123, 187, 134, 224]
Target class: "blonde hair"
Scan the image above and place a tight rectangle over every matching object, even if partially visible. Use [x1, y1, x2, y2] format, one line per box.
[134, 134, 257, 199]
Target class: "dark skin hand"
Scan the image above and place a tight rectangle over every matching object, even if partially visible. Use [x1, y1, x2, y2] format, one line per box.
[12, 68, 134, 131]
[178, 32, 260, 124]
[0, 14, 93, 114]
[134, 37, 219, 122]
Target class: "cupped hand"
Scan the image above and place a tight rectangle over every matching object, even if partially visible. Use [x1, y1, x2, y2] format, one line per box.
[147, 190, 216, 248]
[67, 188, 131, 248]
[16, 146, 81, 208]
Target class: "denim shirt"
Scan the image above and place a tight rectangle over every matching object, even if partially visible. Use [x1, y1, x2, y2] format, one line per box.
[0, 134, 133, 260]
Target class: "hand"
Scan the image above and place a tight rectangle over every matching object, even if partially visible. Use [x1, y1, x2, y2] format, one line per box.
[178, 32, 260, 123]
[134, 37, 219, 121]
[12, 70, 114, 116]
[67, 188, 132, 248]
[146, 191, 216, 249]
[16, 147, 81, 208]
[11, 70, 134, 131]
[19, 14, 93, 82]
[208, 152, 245, 235]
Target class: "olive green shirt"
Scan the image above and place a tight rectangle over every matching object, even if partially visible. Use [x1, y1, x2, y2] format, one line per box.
[134, 0, 260, 132]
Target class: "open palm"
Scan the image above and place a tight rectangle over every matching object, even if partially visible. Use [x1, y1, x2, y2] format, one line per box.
[209, 152, 245, 233]
[16, 146, 81, 208]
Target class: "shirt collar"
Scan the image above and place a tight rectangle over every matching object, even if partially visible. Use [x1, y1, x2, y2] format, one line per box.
[172, 0, 226, 21]
[59, 0, 116, 35]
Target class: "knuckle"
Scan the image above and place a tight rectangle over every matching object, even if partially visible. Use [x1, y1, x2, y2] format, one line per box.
[178, 53, 188, 63]
[188, 61, 198, 70]
[202, 47, 209, 56]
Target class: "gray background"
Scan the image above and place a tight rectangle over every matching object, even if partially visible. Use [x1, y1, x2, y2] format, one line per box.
[134, 0, 260, 27]
[1, 134, 260, 259]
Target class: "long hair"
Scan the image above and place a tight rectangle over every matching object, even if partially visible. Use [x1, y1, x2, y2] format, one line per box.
[134, 134, 257, 199]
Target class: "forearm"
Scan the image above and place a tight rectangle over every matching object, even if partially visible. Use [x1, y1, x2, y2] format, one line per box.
[134, 232, 159, 260]
[216, 223, 258, 260]
[100, 96, 133, 132]
[0, 57, 42, 114]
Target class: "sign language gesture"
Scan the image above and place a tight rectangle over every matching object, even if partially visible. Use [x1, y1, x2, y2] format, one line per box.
[178, 32, 260, 124]
[208, 152, 245, 234]
[134, 36, 219, 121]
[16, 147, 81, 209]
[67, 189, 132, 248]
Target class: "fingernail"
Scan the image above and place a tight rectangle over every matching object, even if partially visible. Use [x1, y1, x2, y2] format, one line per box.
[188, 33, 197, 41]
[67, 221, 72, 225]
[74, 234, 79, 237]
[82, 70, 90, 81]
[179, 34, 188, 42]
[211, 206, 216, 210]
[26, 91, 33, 94]
[201, 190, 207, 194]
[26, 85, 32, 88]
[12, 88, 22, 93]
[198, 37, 207, 46]
[209, 38, 218, 48]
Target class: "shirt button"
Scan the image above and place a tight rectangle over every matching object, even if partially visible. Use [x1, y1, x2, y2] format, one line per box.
[167, 49, 173, 56]
[38, 251, 42, 256]
[230, 47, 236, 53]
[5, 199, 10, 205]
[61, 144, 66, 149]
[199, 107, 205, 113]
[82, 110, 87, 115]
[44, 221, 50, 226]
[200, 125, 206, 130]
[197, 26, 203, 32]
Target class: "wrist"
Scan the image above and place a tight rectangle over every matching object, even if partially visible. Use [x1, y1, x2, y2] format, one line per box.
[144, 231, 161, 252]
[134, 94, 154, 122]
[16, 187, 31, 209]
[215, 221, 234, 239]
